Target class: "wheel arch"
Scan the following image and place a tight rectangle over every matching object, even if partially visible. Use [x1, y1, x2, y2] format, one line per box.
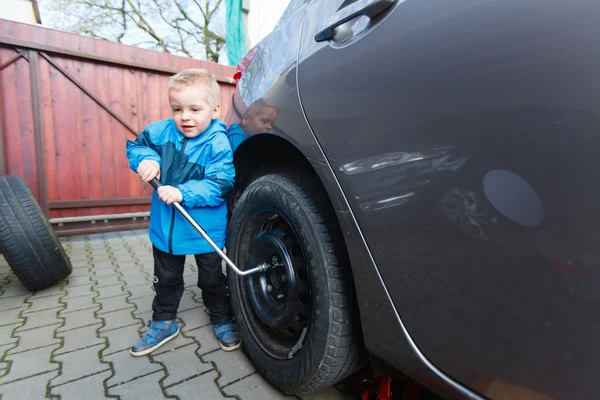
[231, 132, 352, 227]
[232, 134, 316, 188]
[230, 131, 362, 302]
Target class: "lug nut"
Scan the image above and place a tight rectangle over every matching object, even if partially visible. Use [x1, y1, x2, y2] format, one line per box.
[277, 293, 284, 300]
[266, 285, 273, 293]
[281, 274, 287, 283]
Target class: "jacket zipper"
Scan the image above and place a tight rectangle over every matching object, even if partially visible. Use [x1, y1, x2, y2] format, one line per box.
[168, 137, 189, 254]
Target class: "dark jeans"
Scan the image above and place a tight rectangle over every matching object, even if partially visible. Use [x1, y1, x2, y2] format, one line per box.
[151, 246, 231, 325]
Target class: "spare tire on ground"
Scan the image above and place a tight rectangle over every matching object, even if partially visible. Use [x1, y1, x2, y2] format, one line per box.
[0, 175, 72, 290]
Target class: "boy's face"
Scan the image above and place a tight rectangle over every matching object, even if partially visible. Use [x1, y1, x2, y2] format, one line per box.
[241, 106, 279, 135]
[169, 84, 220, 138]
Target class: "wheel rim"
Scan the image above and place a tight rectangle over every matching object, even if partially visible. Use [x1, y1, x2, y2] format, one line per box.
[237, 208, 312, 360]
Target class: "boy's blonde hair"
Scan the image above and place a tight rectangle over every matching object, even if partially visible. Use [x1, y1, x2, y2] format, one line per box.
[169, 68, 220, 108]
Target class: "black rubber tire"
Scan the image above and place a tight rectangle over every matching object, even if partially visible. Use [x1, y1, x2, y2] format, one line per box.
[227, 173, 363, 394]
[0, 175, 72, 290]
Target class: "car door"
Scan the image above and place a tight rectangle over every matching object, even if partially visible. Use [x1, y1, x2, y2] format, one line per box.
[297, 0, 600, 398]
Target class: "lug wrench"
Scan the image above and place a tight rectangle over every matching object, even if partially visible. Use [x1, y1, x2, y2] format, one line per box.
[149, 178, 270, 276]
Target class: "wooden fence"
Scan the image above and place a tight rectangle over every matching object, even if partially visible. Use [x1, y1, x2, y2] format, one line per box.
[0, 19, 236, 236]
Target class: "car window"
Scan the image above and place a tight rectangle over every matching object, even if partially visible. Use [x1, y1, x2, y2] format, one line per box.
[276, 0, 311, 27]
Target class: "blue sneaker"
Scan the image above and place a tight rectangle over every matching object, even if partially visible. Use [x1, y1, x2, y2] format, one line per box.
[130, 320, 179, 357]
[213, 321, 241, 351]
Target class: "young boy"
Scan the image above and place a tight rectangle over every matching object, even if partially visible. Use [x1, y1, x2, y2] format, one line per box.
[226, 98, 279, 152]
[126, 68, 240, 356]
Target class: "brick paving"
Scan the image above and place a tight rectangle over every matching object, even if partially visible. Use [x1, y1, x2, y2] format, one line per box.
[0, 230, 357, 400]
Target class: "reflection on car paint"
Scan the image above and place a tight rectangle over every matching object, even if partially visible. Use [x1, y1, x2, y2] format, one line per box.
[359, 191, 415, 212]
[227, 98, 280, 152]
[440, 188, 498, 242]
[339, 147, 457, 175]
[343, 146, 469, 214]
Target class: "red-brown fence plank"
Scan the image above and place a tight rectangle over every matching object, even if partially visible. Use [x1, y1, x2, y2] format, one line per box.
[74, 58, 90, 217]
[105, 62, 122, 216]
[103, 61, 118, 212]
[114, 36, 136, 214]
[124, 67, 138, 133]
[0, 47, 22, 176]
[79, 53, 98, 214]
[15, 58, 39, 199]
[97, 60, 119, 216]
[93, 51, 111, 216]
[62, 56, 82, 217]
[39, 56, 58, 217]
[2, 57, 21, 178]
[116, 66, 134, 212]
[55, 55, 79, 217]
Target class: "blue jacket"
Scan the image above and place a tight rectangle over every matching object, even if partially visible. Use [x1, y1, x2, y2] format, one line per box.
[126, 118, 235, 255]
[226, 123, 247, 153]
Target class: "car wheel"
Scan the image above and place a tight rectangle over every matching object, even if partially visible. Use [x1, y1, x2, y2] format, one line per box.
[227, 173, 363, 394]
[0, 175, 72, 291]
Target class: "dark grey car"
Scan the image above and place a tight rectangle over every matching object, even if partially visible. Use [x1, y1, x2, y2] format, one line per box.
[224, 0, 600, 398]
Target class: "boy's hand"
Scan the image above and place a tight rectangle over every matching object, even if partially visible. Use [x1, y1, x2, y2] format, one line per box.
[157, 185, 183, 205]
[138, 160, 160, 182]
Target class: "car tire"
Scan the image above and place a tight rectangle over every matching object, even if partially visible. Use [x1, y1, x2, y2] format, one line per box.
[0, 175, 72, 291]
[227, 172, 363, 394]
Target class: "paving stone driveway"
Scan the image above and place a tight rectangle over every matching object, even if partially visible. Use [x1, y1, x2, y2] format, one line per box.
[0, 230, 356, 400]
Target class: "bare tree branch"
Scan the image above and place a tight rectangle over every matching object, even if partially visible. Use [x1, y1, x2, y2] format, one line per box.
[176, 28, 193, 57]
[171, 19, 203, 44]
[117, 0, 127, 42]
[173, 0, 204, 32]
[191, 0, 207, 21]
[40, 0, 226, 61]
[125, 0, 171, 53]
[207, 0, 222, 21]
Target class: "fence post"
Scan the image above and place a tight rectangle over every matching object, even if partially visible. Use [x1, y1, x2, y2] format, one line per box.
[28, 50, 49, 217]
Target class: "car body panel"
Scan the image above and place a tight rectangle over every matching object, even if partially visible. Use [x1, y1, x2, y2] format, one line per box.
[297, 0, 600, 399]
[228, 3, 483, 396]
[228, 0, 600, 398]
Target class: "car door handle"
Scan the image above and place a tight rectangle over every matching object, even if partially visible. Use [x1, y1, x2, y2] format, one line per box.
[315, 0, 397, 42]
